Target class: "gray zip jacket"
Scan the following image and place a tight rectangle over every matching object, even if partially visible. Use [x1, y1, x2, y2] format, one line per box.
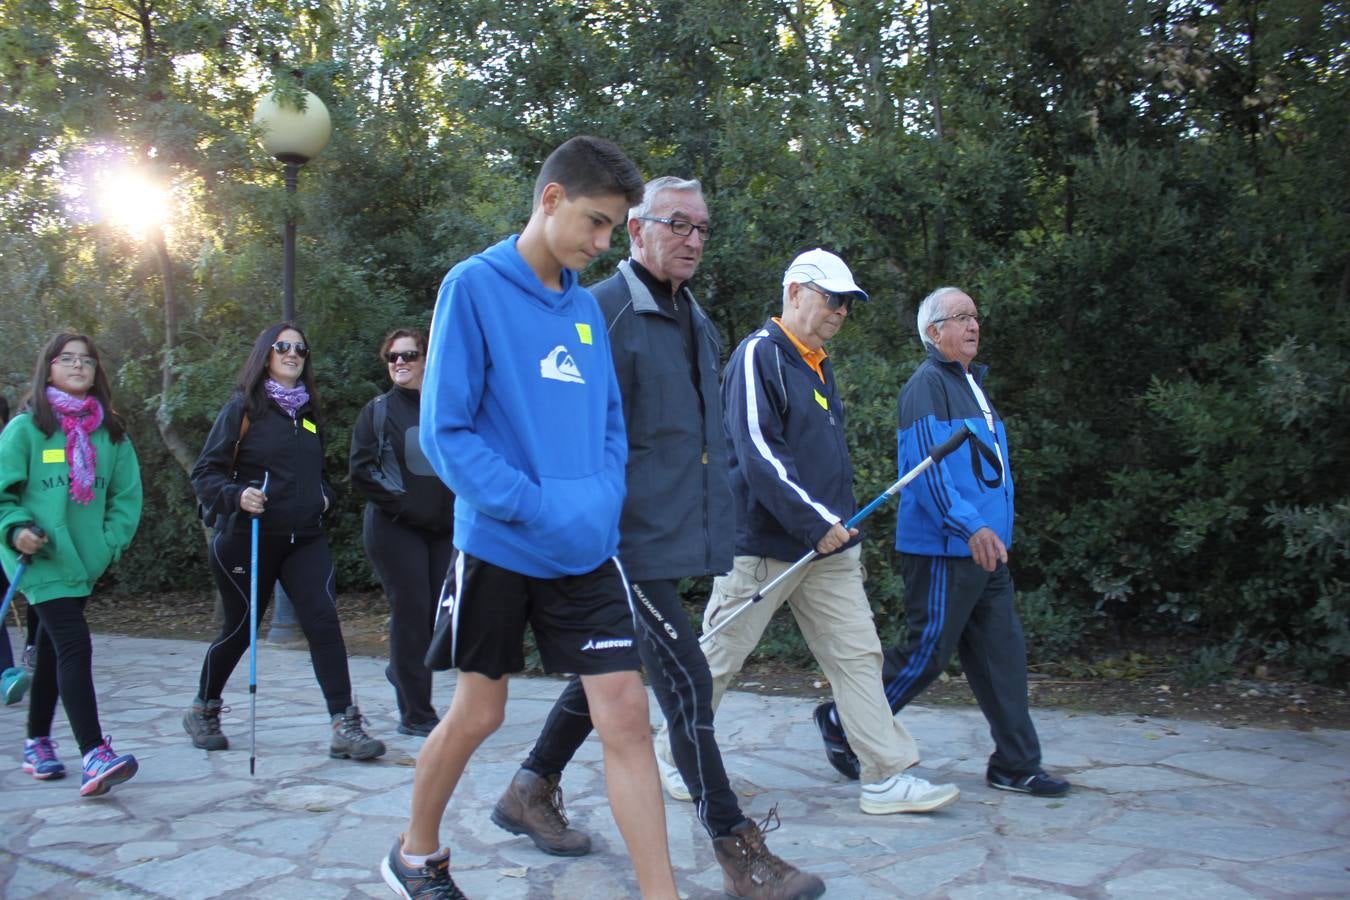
[591, 260, 735, 581]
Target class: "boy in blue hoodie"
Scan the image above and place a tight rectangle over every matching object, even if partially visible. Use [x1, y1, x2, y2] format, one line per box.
[381, 137, 678, 900]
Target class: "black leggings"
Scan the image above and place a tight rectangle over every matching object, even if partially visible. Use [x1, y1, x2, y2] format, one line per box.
[28, 596, 104, 755]
[362, 505, 452, 724]
[198, 530, 353, 716]
[523, 578, 745, 838]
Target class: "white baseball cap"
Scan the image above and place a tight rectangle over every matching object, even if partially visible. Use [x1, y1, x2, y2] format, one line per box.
[781, 248, 870, 302]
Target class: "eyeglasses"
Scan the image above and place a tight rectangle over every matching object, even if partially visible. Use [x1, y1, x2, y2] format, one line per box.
[271, 341, 309, 357]
[803, 283, 854, 313]
[385, 350, 422, 364]
[53, 353, 97, 369]
[636, 215, 711, 239]
[932, 313, 981, 327]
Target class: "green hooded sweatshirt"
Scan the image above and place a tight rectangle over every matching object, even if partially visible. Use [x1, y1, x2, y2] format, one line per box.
[0, 412, 143, 603]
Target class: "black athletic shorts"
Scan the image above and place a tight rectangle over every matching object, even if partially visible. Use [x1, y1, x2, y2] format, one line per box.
[439, 552, 641, 679]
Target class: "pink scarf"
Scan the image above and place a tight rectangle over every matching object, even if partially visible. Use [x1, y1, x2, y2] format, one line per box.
[45, 387, 103, 505]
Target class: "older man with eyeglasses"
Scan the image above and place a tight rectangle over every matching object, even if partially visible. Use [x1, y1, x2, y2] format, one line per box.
[813, 286, 1071, 797]
[661, 248, 960, 818]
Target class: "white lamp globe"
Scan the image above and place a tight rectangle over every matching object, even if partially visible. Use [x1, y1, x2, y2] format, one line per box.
[252, 90, 333, 164]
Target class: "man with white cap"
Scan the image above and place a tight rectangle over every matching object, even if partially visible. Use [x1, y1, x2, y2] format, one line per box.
[658, 248, 959, 815]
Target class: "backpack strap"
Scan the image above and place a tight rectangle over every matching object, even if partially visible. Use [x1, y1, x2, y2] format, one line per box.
[230, 413, 251, 478]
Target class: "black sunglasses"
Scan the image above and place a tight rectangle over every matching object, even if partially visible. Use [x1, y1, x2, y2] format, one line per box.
[804, 283, 854, 313]
[271, 340, 309, 357]
[385, 350, 422, 364]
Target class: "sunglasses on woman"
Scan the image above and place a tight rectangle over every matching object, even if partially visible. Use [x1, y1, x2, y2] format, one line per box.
[385, 350, 422, 364]
[271, 341, 309, 357]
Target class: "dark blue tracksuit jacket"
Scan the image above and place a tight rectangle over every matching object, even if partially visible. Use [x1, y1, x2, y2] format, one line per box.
[723, 318, 860, 562]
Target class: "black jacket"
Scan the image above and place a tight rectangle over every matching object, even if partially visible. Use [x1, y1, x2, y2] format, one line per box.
[192, 393, 337, 538]
[349, 385, 454, 534]
[591, 260, 735, 581]
[722, 318, 859, 561]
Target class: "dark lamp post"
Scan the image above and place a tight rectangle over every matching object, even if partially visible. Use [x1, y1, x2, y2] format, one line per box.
[251, 89, 332, 322]
[251, 87, 332, 642]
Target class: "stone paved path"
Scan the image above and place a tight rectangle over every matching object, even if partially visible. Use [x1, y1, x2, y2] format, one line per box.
[1, 635, 1347, 898]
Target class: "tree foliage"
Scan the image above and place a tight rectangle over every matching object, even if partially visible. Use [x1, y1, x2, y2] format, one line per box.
[1, 0, 1345, 680]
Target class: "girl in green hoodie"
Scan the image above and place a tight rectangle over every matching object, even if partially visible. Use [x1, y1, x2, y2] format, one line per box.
[0, 333, 143, 797]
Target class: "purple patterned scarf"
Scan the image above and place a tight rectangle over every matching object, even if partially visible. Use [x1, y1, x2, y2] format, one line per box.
[45, 387, 104, 505]
[264, 378, 310, 419]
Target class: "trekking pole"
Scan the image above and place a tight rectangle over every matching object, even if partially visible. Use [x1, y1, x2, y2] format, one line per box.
[0, 525, 46, 625]
[700, 424, 975, 646]
[248, 472, 269, 776]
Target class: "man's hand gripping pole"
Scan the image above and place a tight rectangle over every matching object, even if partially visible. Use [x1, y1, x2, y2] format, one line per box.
[698, 424, 974, 646]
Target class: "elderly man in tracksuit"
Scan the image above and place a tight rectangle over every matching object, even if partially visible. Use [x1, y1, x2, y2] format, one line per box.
[676, 248, 960, 816]
[813, 285, 1070, 797]
[495, 177, 824, 900]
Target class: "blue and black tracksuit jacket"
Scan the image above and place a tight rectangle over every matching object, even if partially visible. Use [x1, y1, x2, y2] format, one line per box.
[895, 349, 1013, 557]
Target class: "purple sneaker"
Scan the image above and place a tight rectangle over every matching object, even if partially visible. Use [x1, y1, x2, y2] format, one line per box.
[80, 736, 138, 797]
[23, 737, 66, 781]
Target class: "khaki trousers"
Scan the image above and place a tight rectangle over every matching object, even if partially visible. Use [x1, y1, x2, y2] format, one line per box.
[661, 545, 919, 785]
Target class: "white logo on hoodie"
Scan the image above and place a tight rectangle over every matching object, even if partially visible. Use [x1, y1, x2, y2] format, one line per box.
[540, 345, 585, 384]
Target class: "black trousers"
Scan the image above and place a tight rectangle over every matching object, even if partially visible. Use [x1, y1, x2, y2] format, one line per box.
[523, 578, 746, 838]
[28, 596, 103, 755]
[882, 554, 1042, 773]
[363, 505, 452, 725]
[199, 530, 353, 716]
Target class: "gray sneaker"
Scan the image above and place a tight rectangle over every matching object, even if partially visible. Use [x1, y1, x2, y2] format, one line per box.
[330, 705, 386, 760]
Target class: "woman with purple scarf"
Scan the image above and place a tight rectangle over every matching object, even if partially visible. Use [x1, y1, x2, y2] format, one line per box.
[186, 322, 385, 761]
[0, 333, 143, 797]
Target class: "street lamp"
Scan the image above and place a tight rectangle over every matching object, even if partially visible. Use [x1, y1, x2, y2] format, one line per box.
[252, 84, 332, 642]
[251, 86, 332, 321]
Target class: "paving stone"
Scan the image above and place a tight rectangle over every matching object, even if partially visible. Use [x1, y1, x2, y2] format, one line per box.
[1103, 867, 1254, 898]
[1089, 809, 1344, 861]
[112, 841, 182, 864]
[948, 883, 1077, 899]
[113, 845, 294, 898]
[1069, 764, 1218, 793]
[1003, 841, 1139, 887]
[1236, 850, 1350, 896]
[867, 844, 989, 895]
[1161, 748, 1347, 786]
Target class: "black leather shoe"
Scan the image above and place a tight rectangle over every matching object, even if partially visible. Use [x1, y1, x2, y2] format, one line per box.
[812, 702, 861, 780]
[397, 718, 440, 738]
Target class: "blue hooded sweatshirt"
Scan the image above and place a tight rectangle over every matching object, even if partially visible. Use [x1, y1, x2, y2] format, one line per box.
[420, 235, 627, 578]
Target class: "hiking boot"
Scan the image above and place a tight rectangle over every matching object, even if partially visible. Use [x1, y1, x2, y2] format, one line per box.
[491, 768, 591, 856]
[23, 737, 66, 780]
[713, 807, 826, 900]
[183, 697, 229, 750]
[812, 702, 860, 780]
[860, 771, 959, 814]
[987, 765, 1071, 797]
[330, 705, 386, 760]
[80, 736, 138, 797]
[379, 836, 467, 899]
[22, 644, 36, 671]
[1, 666, 30, 706]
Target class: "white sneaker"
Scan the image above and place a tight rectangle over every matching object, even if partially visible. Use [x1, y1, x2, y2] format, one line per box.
[860, 772, 960, 814]
[656, 752, 692, 802]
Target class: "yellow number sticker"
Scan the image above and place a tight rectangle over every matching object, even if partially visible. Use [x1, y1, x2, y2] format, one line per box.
[814, 390, 828, 410]
[302, 419, 317, 434]
[575, 323, 593, 345]
[43, 448, 66, 464]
